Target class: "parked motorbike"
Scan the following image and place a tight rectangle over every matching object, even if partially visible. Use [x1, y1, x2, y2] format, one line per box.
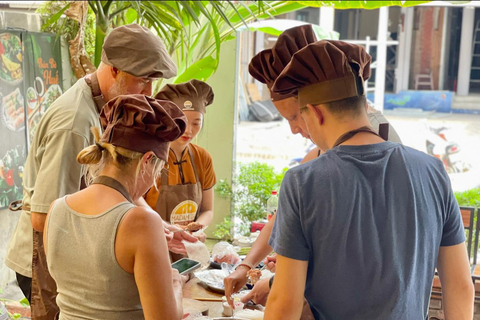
[425, 124, 470, 174]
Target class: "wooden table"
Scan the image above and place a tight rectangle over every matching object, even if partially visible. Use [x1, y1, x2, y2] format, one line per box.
[183, 277, 224, 317]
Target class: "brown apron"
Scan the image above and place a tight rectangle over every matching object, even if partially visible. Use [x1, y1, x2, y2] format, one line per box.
[31, 73, 105, 320]
[156, 146, 203, 261]
[156, 146, 203, 225]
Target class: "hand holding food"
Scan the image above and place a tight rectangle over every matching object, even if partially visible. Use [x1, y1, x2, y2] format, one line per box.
[240, 277, 271, 306]
[166, 224, 198, 255]
[224, 266, 250, 308]
[186, 221, 204, 232]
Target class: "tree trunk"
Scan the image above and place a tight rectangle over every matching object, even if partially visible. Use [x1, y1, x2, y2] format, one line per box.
[65, 1, 96, 78]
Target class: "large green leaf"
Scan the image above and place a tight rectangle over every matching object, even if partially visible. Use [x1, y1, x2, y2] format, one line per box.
[174, 56, 218, 84]
[295, 1, 436, 9]
[245, 20, 339, 40]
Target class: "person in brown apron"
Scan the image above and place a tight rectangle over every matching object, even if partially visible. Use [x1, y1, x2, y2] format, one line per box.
[145, 80, 216, 254]
[20, 24, 177, 320]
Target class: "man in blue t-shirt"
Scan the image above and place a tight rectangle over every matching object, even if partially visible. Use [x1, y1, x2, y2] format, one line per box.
[264, 40, 474, 320]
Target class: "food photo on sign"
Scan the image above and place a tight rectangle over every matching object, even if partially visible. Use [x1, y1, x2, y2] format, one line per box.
[0, 30, 63, 208]
[0, 30, 26, 209]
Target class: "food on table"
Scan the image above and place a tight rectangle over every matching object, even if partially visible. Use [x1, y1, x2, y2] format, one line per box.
[211, 241, 241, 265]
[187, 221, 204, 232]
[0, 33, 22, 83]
[213, 253, 240, 265]
[247, 269, 262, 285]
[1, 88, 24, 131]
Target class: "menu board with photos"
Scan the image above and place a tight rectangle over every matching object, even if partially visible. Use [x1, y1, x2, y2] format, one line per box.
[0, 30, 63, 208]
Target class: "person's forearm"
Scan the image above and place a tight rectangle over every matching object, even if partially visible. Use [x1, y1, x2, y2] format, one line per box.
[243, 218, 275, 266]
[31, 211, 47, 232]
[173, 283, 184, 319]
[195, 210, 213, 226]
[443, 281, 474, 319]
[264, 287, 303, 320]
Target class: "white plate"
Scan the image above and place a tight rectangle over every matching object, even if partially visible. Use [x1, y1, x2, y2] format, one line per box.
[195, 269, 228, 293]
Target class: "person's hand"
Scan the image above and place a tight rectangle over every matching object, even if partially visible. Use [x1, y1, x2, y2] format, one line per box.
[171, 268, 185, 290]
[263, 254, 277, 273]
[224, 265, 249, 308]
[193, 231, 207, 243]
[240, 277, 270, 306]
[166, 224, 198, 255]
[164, 225, 173, 242]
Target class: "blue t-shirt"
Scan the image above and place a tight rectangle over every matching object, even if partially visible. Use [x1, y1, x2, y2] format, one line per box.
[269, 142, 465, 320]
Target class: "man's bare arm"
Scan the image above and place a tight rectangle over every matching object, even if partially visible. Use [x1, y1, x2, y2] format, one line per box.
[264, 254, 308, 320]
[437, 242, 474, 319]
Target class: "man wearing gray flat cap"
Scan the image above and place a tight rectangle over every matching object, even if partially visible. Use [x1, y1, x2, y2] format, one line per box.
[5, 23, 195, 320]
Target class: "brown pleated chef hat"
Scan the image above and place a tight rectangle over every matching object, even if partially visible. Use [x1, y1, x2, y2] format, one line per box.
[271, 40, 371, 108]
[155, 79, 214, 114]
[101, 24, 177, 79]
[100, 94, 186, 162]
[248, 24, 317, 101]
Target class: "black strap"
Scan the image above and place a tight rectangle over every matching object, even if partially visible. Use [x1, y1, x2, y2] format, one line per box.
[333, 126, 382, 148]
[85, 72, 105, 114]
[378, 123, 389, 141]
[92, 176, 134, 203]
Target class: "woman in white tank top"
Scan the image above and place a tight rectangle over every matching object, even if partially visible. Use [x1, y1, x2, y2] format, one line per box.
[44, 95, 188, 320]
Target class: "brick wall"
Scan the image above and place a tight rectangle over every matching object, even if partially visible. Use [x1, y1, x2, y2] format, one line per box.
[409, 7, 445, 90]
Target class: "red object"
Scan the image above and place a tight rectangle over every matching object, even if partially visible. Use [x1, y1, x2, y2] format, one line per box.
[6, 169, 14, 186]
[0, 42, 5, 55]
[251, 221, 266, 232]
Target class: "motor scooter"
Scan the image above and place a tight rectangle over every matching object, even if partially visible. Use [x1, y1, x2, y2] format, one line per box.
[425, 124, 470, 173]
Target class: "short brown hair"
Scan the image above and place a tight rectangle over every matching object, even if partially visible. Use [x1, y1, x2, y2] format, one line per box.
[321, 95, 367, 118]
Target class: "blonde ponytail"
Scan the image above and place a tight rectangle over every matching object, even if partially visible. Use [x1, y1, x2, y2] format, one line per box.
[77, 127, 165, 188]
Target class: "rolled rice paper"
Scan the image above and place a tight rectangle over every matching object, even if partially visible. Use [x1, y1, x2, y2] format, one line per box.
[182, 240, 210, 268]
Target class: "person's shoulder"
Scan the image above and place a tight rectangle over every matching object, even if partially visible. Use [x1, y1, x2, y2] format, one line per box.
[189, 143, 213, 161]
[40, 78, 98, 136]
[121, 205, 163, 233]
[399, 144, 442, 165]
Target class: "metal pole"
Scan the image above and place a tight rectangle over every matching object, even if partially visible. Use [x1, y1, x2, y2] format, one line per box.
[399, 7, 414, 92]
[319, 6, 335, 32]
[457, 6, 475, 96]
[375, 6, 389, 111]
[438, 7, 449, 91]
[365, 36, 371, 92]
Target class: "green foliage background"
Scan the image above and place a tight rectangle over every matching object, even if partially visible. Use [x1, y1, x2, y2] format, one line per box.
[215, 162, 286, 239]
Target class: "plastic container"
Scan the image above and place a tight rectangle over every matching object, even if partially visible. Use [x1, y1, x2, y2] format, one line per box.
[266, 191, 278, 221]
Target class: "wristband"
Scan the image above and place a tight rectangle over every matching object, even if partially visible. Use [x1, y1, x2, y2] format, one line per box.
[268, 275, 274, 289]
[235, 261, 254, 271]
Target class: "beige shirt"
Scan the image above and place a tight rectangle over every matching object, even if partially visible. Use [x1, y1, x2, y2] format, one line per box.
[5, 78, 100, 277]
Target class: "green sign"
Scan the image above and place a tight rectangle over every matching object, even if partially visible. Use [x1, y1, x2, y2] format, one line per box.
[0, 30, 63, 208]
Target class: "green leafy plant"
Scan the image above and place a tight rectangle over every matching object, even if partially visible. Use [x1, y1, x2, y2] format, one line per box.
[36, 1, 96, 59]
[455, 188, 480, 207]
[454, 188, 480, 258]
[215, 162, 287, 239]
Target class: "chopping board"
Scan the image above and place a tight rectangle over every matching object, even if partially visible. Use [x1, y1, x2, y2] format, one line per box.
[183, 298, 209, 316]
